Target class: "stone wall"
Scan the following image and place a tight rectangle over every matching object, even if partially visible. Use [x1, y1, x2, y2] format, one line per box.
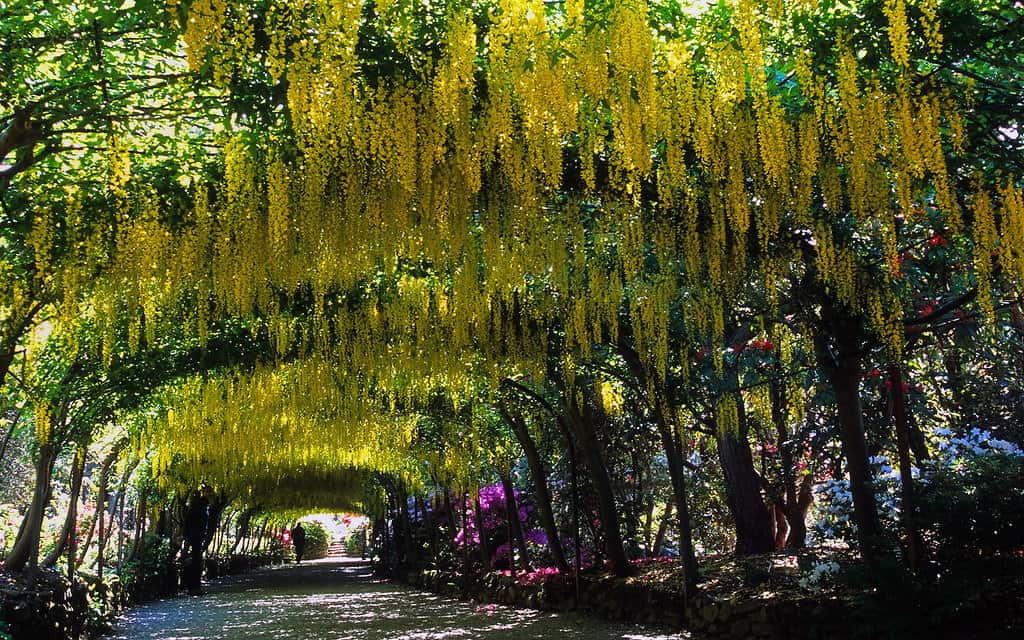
[405, 569, 848, 639]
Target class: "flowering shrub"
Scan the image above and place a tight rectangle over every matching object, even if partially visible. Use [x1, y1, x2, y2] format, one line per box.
[811, 428, 1024, 558]
[798, 560, 841, 591]
[453, 483, 548, 569]
[812, 454, 904, 544]
[916, 429, 1024, 560]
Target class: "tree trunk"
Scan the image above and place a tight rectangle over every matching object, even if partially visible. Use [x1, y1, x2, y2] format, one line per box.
[473, 490, 492, 570]
[499, 407, 570, 572]
[86, 440, 126, 575]
[399, 484, 415, 566]
[889, 363, 924, 572]
[0, 301, 44, 393]
[460, 492, 470, 576]
[205, 494, 228, 552]
[229, 508, 254, 556]
[716, 391, 774, 555]
[568, 403, 630, 577]
[2, 443, 57, 572]
[96, 484, 108, 579]
[652, 499, 673, 557]
[132, 485, 149, 567]
[785, 472, 814, 549]
[116, 463, 131, 570]
[615, 340, 697, 590]
[500, 469, 532, 573]
[769, 370, 813, 550]
[661, 422, 700, 595]
[0, 409, 23, 472]
[442, 487, 458, 534]
[42, 448, 86, 568]
[907, 412, 930, 464]
[772, 503, 789, 550]
[642, 498, 655, 555]
[816, 320, 880, 562]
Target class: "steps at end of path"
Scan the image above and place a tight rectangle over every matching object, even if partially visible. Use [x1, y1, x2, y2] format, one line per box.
[327, 542, 347, 557]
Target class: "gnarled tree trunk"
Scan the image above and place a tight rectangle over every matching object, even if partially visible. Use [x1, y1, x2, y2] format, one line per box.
[716, 389, 774, 555]
[2, 442, 58, 572]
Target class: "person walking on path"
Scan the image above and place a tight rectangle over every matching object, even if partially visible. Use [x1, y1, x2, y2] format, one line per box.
[291, 522, 307, 563]
[182, 483, 214, 595]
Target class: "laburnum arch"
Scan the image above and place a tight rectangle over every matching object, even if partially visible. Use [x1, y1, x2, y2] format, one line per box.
[10, 0, 1023, 577]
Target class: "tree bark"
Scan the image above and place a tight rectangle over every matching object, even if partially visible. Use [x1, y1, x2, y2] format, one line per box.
[499, 469, 532, 573]
[889, 363, 924, 572]
[785, 472, 814, 549]
[42, 448, 86, 568]
[115, 461, 132, 570]
[567, 399, 630, 577]
[652, 499, 673, 557]
[772, 503, 789, 550]
[473, 491, 492, 570]
[131, 485, 149, 567]
[614, 339, 698, 591]
[0, 409, 23, 471]
[499, 406, 570, 572]
[716, 389, 774, 555]
[769, 369, 813, 550]
[85, 439, 126, 575]
[500, 378, 629, 576]
[96, 482, 108, 579]
[815, 316, 880, 562]
[229, 508, 255, 556]
[2, 442, 57, 572]
[662, 423, 700, 593]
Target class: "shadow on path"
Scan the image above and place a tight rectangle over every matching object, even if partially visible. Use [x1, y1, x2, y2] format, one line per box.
[106, 556, 687, 639]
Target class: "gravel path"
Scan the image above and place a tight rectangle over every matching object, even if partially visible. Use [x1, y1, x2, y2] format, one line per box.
[105, 556, 688, 640]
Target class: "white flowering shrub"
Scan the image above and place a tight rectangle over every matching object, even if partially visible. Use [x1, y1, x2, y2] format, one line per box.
[931, 427, 1024, 460]
[811, 454, 904, 545]
[798, 559, 841, 591]
[811, 428, 1024, 555]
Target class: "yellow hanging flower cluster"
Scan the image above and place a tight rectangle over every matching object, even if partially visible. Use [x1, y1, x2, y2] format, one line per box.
[35, 401, 51, 447]
[51, 1, 1024, 498]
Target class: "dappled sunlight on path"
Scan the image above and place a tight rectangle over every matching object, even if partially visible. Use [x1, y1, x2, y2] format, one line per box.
[106, 557, 688, 640]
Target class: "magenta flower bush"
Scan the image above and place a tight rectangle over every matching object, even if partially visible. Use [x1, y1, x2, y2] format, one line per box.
[452, 483, 548, 568]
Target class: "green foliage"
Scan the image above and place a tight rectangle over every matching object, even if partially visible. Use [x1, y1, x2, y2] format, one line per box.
[345, 523, 368, 556]
[299, 521, 330, 560]
[916, 451, 1024, 561]
[117, 535, 179, 601]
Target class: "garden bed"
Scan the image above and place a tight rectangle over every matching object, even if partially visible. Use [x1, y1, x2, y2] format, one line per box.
[403, 550, 1024, 639]
[0, 551, 288, 640]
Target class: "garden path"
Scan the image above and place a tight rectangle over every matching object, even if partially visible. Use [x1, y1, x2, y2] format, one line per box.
[105, 556, 688, 640]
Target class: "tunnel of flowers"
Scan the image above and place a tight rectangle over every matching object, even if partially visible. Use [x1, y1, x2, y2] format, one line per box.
[1, 1, 1022, 638]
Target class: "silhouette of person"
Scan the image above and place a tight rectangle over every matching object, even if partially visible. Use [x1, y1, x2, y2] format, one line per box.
[182, 483, 214, 595]
[291, 522, 307, 563]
